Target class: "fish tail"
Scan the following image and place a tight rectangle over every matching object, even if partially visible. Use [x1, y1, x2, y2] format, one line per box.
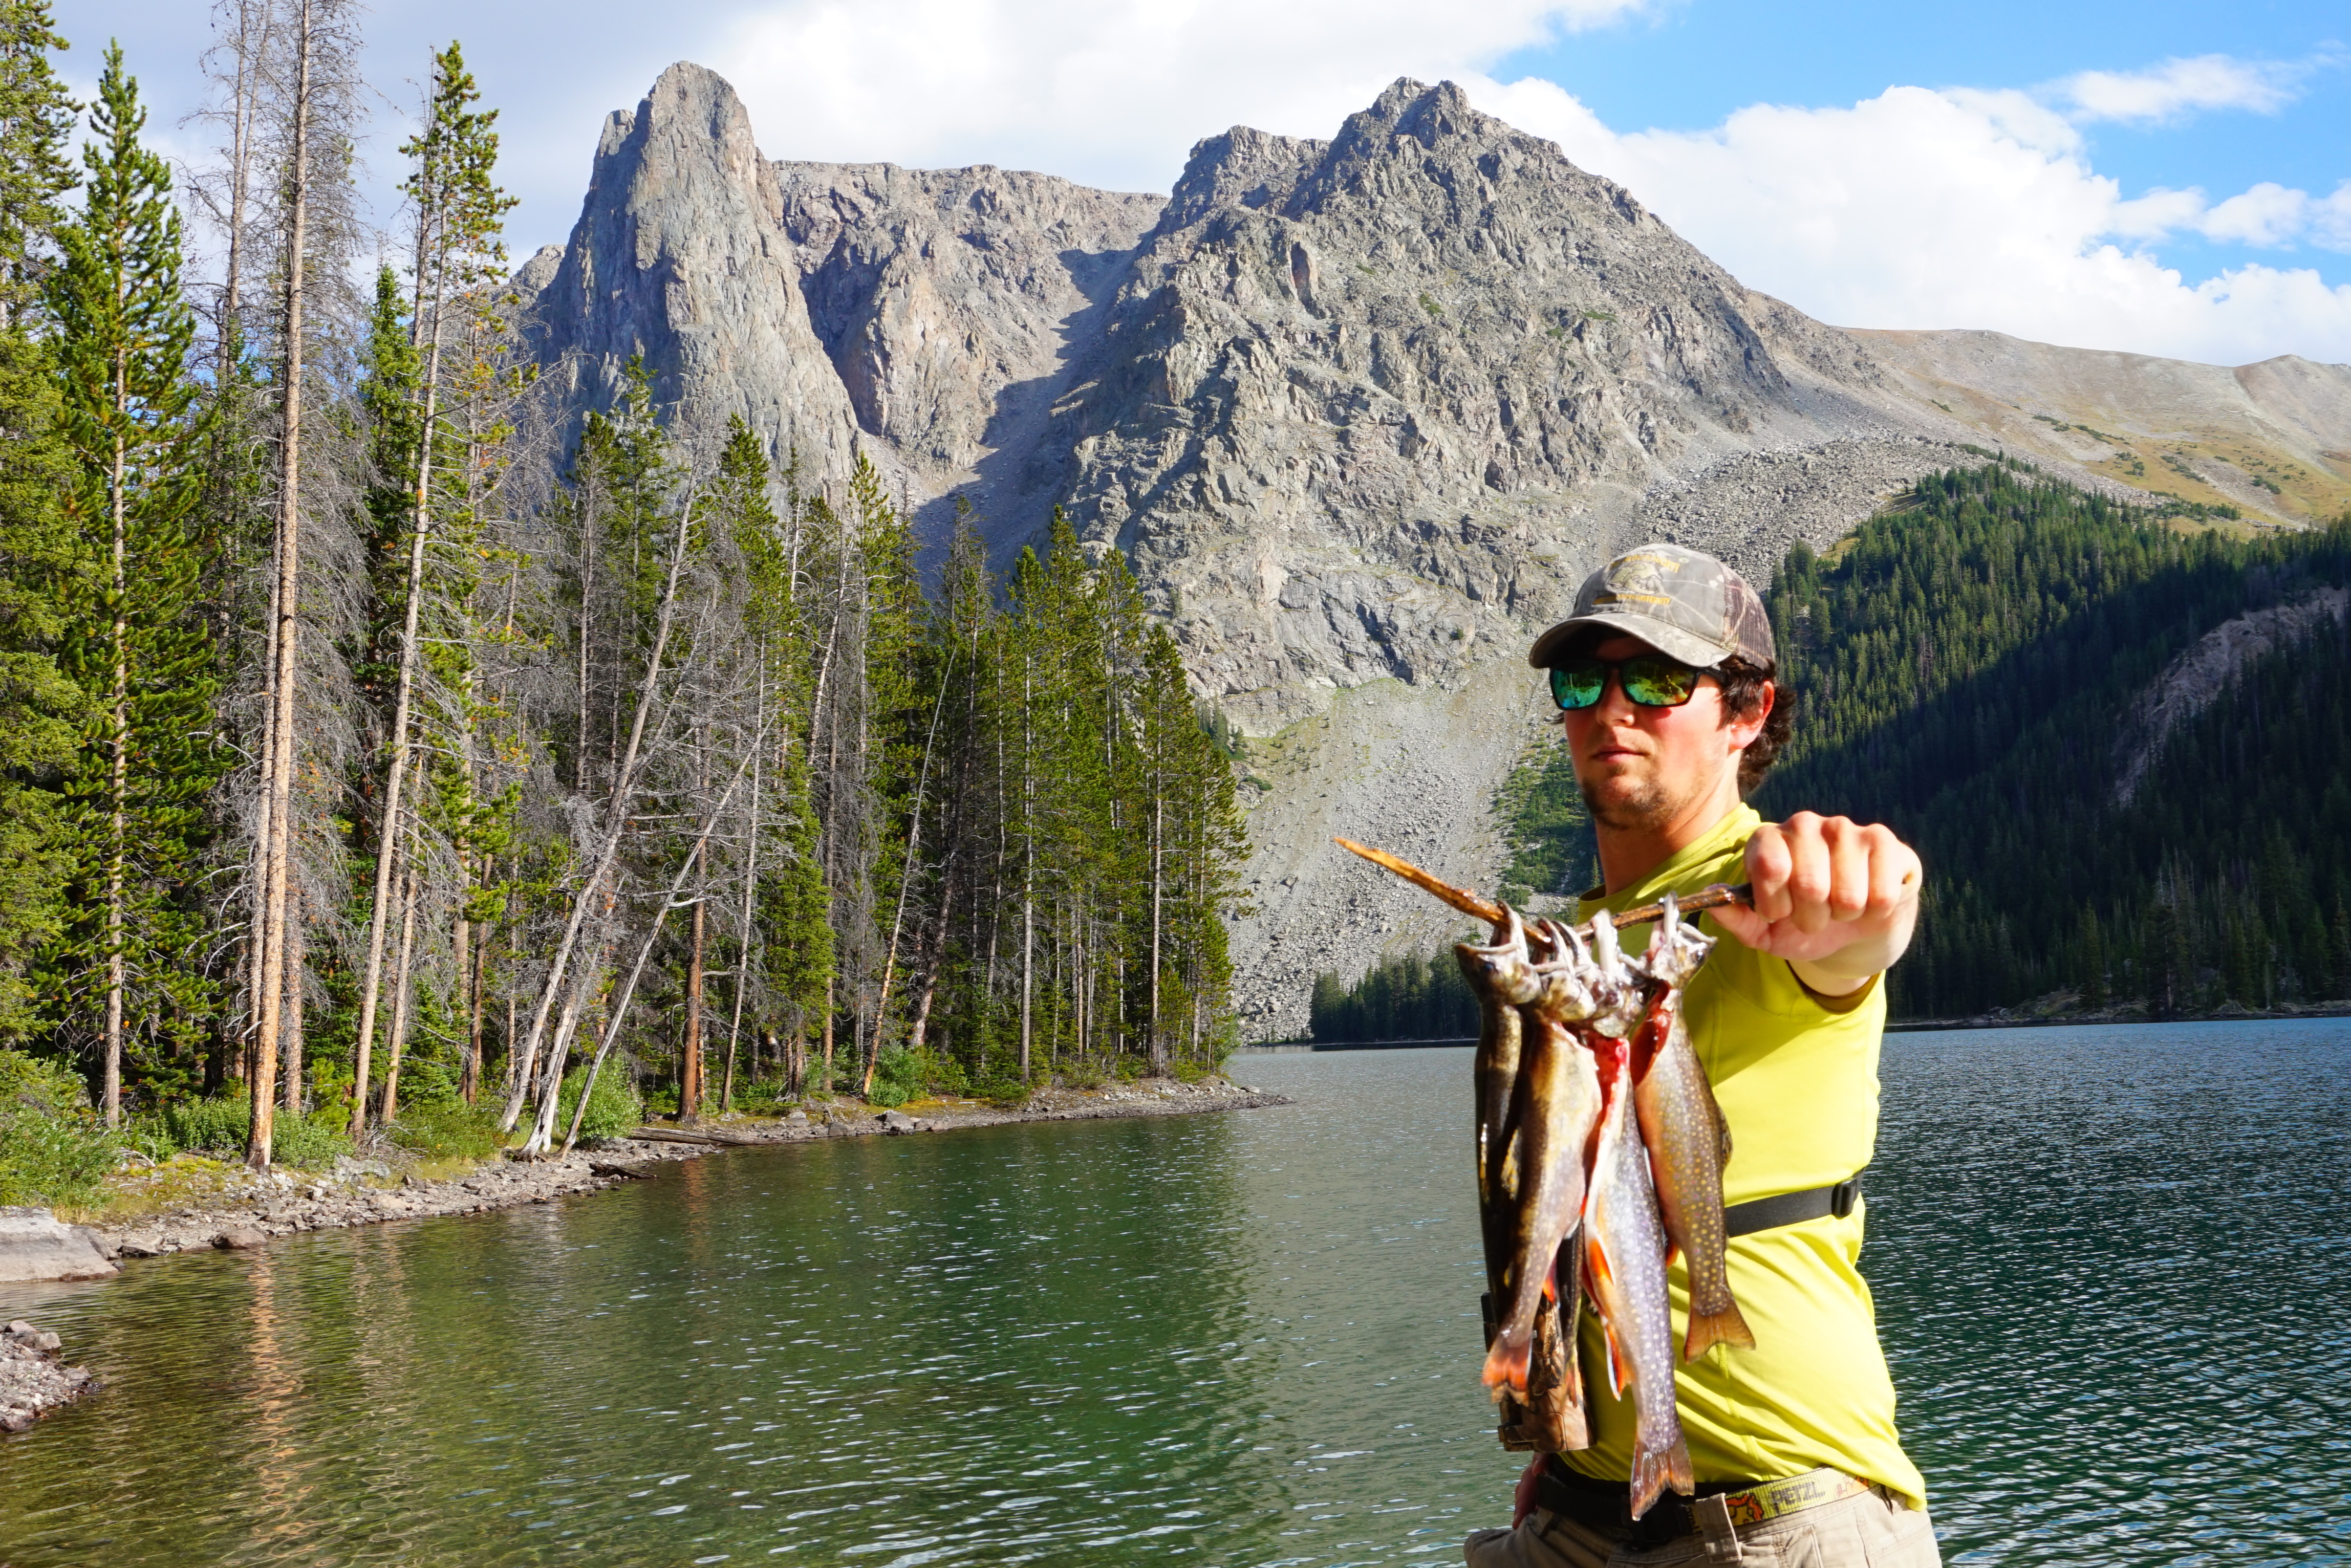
[1684, 1301, 1757, 1360]
[1627, 1433, 1694, 1521]
[1481, 1330, 1533, 1397]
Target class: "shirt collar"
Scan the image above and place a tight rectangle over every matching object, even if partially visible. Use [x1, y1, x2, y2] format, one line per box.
[1579, 803, 1761, 919]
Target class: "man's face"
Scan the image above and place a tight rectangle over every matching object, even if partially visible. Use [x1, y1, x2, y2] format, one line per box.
[1559, 634, 1768, 832]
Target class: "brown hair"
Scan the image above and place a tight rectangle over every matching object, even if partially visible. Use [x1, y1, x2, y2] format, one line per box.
[1716, 656, 1792, 796]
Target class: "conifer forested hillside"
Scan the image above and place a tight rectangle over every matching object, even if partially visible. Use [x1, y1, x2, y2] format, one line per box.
[1315, 461, 2351, 1033]
[1760, 462, 2351, 1018]
[0, 5, 1249, 1199]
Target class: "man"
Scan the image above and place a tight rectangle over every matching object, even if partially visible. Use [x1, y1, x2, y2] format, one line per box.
[1463, 543, 1939, 1568]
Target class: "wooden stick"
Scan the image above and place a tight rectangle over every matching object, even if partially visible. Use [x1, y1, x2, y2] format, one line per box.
[1334, 838, 1506, 925]
[1335, 837, 1752, 930]
[1610, 883, 1752, 929]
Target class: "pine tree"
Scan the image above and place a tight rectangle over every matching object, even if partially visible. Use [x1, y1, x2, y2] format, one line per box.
[0, 0, 84, 1048]
[47, 42, 215, 1120]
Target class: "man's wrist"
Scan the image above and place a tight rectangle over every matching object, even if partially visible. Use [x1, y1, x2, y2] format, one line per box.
[1791, 956, 1878, 997]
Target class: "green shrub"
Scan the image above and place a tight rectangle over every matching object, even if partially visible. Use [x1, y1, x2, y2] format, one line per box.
[867, 1047, 920, 1108]
[139, 1091, 351, 1170]
[156, 1094, 247, 1155]
[386, 1098, 506, 1162]
[392, 1058, 463, 1107]
[557, 1064, 643, 1142]
[268, 1115, 352, 1170]
[974, 1076, 1031, 1109]
[0, 1050, 120, 1208]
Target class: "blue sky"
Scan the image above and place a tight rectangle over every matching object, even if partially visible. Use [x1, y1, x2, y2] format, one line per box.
[1498, 0, 2348, 292]
[50, 0, 2351, 366]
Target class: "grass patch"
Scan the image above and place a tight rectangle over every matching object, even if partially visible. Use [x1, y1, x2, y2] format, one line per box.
[386, 1098, 507, 1162]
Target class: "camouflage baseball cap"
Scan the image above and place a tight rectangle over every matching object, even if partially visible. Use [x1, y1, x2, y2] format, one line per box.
[1527, 543, 1776, 671]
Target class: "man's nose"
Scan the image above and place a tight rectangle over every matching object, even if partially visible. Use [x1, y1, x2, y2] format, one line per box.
[1590, 669, 1640, 722]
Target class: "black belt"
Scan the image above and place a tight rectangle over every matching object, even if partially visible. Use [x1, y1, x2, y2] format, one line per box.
[1722, 1173, 1861, 1237]
[1538, 1459, 1747, 1548]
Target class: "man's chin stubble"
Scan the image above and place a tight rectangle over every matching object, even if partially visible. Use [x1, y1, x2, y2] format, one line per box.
[1580, 775, 1674, 831]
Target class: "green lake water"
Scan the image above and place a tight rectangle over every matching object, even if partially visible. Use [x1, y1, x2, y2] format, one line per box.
[2, 1021, 2346, 1566]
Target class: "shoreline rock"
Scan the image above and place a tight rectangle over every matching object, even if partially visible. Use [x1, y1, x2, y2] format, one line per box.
[0, 1207, 118, 1283]
[0, 1320, 97, 1432]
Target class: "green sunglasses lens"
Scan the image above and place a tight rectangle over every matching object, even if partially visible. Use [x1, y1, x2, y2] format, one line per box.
[1550, 662, 1606, 709]
[1622, 656, 1700, 707]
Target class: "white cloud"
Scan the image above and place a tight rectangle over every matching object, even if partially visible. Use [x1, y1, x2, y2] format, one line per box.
[1463, 75, 2351, 365]
[2313, 182, 2351, 252]
[2199, 182, 2312, 248]
[2057, 54, 2303, 124]
[714, 0, 1649, 193]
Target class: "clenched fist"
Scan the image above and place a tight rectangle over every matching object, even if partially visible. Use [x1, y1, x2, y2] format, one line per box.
[1709, 812, 1922, 997]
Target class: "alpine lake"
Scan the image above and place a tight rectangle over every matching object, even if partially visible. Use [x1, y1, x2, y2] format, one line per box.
[3, 1020, 2346, 1567]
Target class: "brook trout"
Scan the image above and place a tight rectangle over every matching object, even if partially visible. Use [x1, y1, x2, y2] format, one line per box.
[1582, 1031, 1694, 1520]
[1480, 1012, 1602, 1405]
[1631, 896, 1754, 1361]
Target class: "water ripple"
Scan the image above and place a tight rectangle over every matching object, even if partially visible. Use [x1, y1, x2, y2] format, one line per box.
[3, 1023, 2345, 1564]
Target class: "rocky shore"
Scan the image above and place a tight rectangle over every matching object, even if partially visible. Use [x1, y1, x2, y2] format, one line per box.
[73, 1076, 1288, 1267]
[0, 1319, 95, 1431]
[0, 1077, 1286, 1432]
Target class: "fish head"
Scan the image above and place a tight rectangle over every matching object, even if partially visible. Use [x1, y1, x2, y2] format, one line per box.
[1456, 909, 1540, 1000]
[1639, 891, 1717, 990]
[1585, 914, 1648, 1036]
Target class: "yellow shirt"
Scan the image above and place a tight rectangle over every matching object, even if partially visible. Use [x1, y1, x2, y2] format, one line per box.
[1559, 803, 1927, 1508]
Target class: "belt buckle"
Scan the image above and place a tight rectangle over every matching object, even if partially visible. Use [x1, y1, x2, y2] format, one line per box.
[1829, 1177, 1860, 1218]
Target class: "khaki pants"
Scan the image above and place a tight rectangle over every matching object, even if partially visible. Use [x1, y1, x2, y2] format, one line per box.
[1464, 1488, 1941, 1568]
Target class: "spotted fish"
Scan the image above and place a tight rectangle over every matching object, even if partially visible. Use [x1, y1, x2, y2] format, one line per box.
[1630, 895, 1754, 1361]
[1582, 1029, 1695, 1520]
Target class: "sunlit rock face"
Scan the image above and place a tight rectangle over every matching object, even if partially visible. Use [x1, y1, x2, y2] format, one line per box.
[520, 66, 2008, 1033]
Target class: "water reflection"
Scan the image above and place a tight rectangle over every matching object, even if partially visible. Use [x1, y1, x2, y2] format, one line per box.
[6, 1028, 2343, 1565]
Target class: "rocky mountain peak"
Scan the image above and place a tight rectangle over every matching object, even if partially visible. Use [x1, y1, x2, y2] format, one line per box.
[522, 61, 861, 479]
[514, 66, 2015, 1034]
[1164, 125, 1328, 231]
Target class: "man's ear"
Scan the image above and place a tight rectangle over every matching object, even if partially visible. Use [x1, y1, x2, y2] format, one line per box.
[1723, 680, 1773, 753]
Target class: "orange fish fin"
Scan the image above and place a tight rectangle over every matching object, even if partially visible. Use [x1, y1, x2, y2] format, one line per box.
[1628, 1433, 1696, 1521]
[1481, 1331, 1533, 1397]
[1684, 1302, 1757, 1360]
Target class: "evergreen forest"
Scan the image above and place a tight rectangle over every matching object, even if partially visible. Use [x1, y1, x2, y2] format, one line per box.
[1317, 460, 2351, 1031]
[0, 4, 1249, 1201]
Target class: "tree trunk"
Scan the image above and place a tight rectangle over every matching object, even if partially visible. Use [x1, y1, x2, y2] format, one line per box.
[500, 485, 701, 1133]
[720, 721, 761, 1116]
[680, 863, 705, 1124]
[462, 881, 486, 1104]
[378, 845, 422, 1126]
[821, 973, 834, 1092]
[247, 0, 315, 1171]
[349, 233, 451, 1140]
[102, 417, 126, 1126]
[1149, 793, 1164, 1077]
[350, 746, 414, 1135]
[906, 872, 955, 1055]
[282, 883, 304, 1115]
